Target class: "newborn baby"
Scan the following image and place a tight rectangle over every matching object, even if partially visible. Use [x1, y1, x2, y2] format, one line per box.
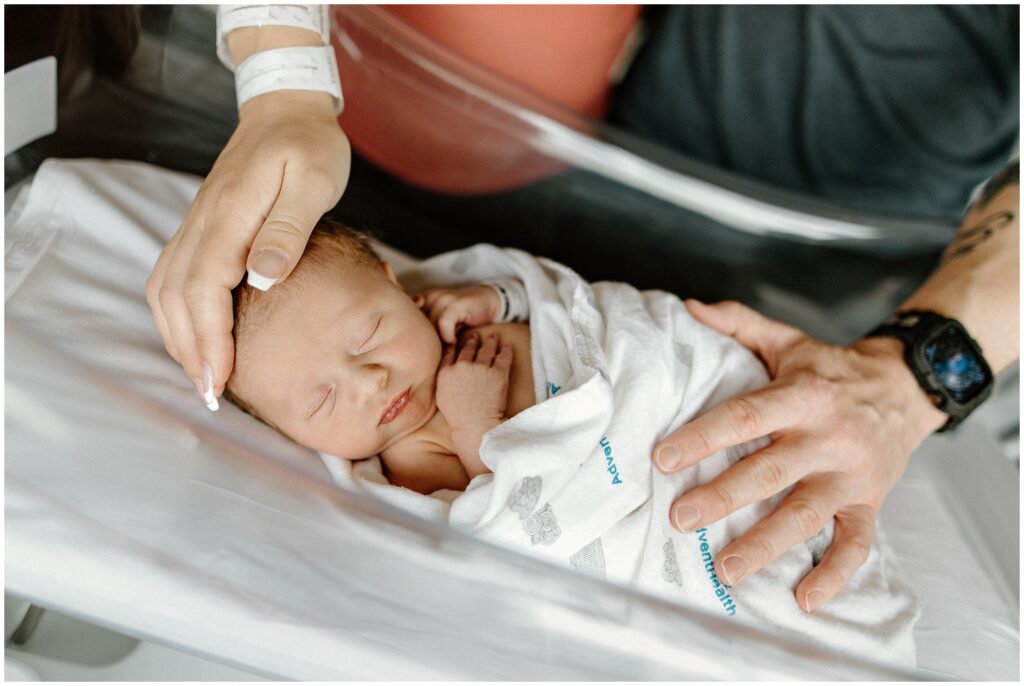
[226, 219, 534, 495]
[227, 218, 917, 665]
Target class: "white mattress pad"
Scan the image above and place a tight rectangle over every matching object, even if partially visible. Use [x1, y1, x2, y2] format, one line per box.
[4, 158, 1017, 679]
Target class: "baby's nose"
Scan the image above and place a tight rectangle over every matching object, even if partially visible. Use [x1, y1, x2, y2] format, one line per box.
[362, 363, 390, 396]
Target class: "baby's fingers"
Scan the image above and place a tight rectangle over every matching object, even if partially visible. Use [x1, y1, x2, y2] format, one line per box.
[440, 343, 457, 367]
[439, 308, 463, 344]
[493, 342, 514, 373]
[475, 334, 499, 365]
[457, 332, 480, 362]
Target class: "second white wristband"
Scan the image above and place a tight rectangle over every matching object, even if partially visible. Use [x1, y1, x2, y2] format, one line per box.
[234, 45, 344, 115]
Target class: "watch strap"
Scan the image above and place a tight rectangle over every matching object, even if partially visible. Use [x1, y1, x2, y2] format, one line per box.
[867, 310, 991, 432]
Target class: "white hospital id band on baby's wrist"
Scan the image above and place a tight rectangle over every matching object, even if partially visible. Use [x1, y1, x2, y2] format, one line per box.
[487, 279, 530, 323]
[234, 45, 344, 115]
[216, 4, 330, 70]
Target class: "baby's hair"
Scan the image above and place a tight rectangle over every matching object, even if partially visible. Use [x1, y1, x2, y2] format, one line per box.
[223, 217, 381, 431]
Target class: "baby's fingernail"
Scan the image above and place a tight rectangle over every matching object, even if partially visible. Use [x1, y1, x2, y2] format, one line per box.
[656, 445, 682, 471]
[248, 249, 288, 291]
[201, 361, 219, 412]
[672, 504, 700, 533]
[722, 555, 747, 585]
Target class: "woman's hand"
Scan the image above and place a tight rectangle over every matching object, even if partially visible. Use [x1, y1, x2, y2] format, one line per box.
[654, 299, 948, 612]
[416, 285, 503, 343]
[145, 90, 350, 409]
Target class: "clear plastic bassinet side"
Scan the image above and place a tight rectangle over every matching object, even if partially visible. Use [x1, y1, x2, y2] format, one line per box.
[5, 4, 1014, 680]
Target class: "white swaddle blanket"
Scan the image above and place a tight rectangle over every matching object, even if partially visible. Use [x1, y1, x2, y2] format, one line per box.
[323, 244, 918, 665]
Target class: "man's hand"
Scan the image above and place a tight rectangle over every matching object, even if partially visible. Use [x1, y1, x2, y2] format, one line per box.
[436, 331, 514, 477]
[416, 285, 503, 343]
[654, 299, 948, 613]
[145, 90, 350, 409]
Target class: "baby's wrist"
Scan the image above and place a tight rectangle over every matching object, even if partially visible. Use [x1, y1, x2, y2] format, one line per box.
[485, 279, 529, 323]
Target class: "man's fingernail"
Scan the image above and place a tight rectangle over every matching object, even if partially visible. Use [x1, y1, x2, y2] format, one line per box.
[201, 361, 219, 412]
[247, 249, 288, 291]
[805, 588, 825, 613]
[672, 504, 701, 533]
[656, 445, 682, 471]
[722, 555, 747, 585]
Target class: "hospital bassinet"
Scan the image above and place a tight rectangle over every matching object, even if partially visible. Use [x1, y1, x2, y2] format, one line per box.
[5, 6, 1018, 680]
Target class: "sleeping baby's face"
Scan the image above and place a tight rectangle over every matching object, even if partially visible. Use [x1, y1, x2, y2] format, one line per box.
[229, 258, 442, 460]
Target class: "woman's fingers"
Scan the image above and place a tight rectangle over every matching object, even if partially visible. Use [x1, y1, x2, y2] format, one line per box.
[654, 383, 808, 473]
[245, 163, 339, 291]
[795, 504, 877, 612]
[668, 438, 817, 533]
[710, 477, 851, 588]
[145, 231, 182, 362]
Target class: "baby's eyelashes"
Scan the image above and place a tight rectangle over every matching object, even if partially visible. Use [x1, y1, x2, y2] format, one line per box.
[307, 384, 334, 418]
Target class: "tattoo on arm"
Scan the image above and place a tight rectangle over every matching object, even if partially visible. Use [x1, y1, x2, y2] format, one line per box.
[942, 161, 1020, 264]
[941, 211, 1014, 264]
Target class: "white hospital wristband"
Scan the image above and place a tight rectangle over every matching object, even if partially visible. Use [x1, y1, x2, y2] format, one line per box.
[216, 4, 330, 71]
[234, 45, 344, 115]
[487, 279, 530, 323]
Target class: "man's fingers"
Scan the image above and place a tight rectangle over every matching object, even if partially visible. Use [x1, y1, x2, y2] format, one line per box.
[245, 164, 331, 291]
[795, 504, 876, 612]
[685, 299, 804, 372]
[654, 383, 807, 472]
[668, 439, 816, 532]
[710, 478, 849, 587]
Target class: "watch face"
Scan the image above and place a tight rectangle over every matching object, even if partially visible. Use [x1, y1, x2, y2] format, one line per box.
[924, 326, 989, 403]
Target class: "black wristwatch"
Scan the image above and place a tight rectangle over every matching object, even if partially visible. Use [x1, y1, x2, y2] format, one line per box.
[866, 310, 994, 432]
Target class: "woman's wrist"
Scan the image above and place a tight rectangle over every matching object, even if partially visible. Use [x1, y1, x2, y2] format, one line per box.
[238, 88, 337, 122]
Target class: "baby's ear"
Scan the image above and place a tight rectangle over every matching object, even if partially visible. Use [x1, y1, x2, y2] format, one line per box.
[380, 260, 400, 287]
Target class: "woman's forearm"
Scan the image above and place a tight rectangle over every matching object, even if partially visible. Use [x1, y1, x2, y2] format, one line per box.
[898, 163, 1020, 373]
[226, 23, 336, 119]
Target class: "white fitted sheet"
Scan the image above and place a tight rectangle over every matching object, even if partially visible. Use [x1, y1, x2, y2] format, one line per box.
[4, 158, 1017, 679]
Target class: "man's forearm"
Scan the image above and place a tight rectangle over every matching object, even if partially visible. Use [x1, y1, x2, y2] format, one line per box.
[897, 163, 1019, 373]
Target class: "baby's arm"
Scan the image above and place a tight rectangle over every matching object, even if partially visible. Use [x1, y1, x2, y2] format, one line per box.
[418, 279, 529, 343]
[435, 331, 515, 479]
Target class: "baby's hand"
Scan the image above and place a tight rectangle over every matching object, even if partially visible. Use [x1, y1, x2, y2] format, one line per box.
[436, 332, 514, 433]
[415, 286, 502, 343]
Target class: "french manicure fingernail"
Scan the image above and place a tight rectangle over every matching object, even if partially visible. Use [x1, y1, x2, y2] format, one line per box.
[247, 249, 288, 291]
[201, 361, 219, 412]
[656, 445, 682, 471]
[722, 555, 747, 585]
[805, 588, 825, 613]
[672, 504, 700, 533]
